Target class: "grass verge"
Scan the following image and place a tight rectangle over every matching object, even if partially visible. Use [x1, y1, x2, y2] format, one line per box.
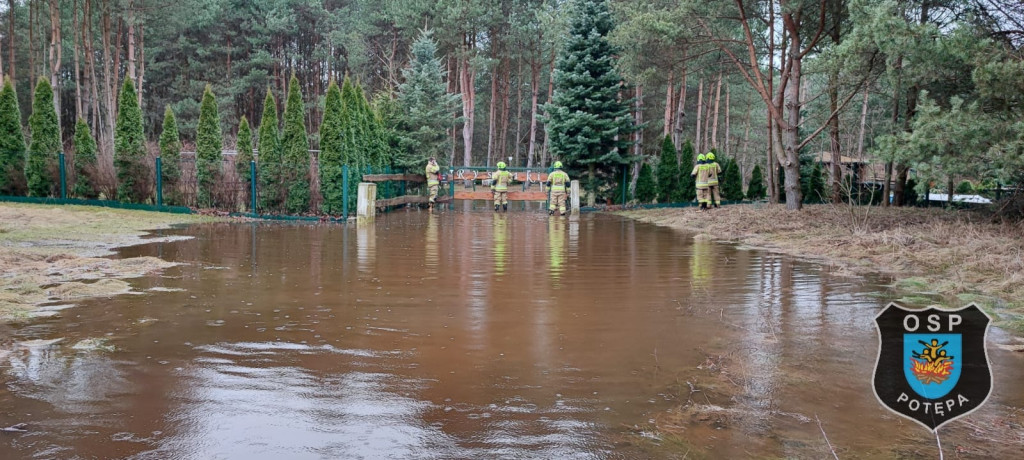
[1, 203, 222, 323]
[616, 203, 1024, 333]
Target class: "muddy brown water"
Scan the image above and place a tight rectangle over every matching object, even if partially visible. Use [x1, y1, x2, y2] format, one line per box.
[2, 210, 1022, 459]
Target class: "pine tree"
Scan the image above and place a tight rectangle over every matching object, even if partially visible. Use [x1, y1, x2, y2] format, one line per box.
[196, 85, 223, 208]
[544, 0, 634, 205]
[655, 135, 679, 203]
[71, 119, 98, 198]
[114, 78, 146, 203]
[159, 106, 182, 205]
[27, 78, 61, 197]
[236, 116, 254, 210]
[257, 89, 282, 212]
[0, 80, 26, 195]
[747, 164, 766, 200]
[319, 80, 345, 214]
[720, 158, 744, 201]
[395, 29, 459, 169]
[636, 162, 656, 203]
[281, 74, 310, 214]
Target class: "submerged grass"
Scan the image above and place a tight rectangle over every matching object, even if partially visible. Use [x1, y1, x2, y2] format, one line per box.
[617, 204, 1024, 333]
[0, 203, 221, 323]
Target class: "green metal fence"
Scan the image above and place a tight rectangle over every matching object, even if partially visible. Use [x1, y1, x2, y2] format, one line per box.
[0, 150, 404, 220]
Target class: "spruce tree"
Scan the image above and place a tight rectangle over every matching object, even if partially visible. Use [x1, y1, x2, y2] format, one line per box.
[635, 162, 656, 203]
[235, 116, 254, 210]
[747, 164, 766, 200]
[319, 80, 345, 214]
[544, 0, 634, 205]
[159, 106, 182, 205]
[677, 140, 696, 202]
[655, 135, 679, 203]
[114, 78, 146, 203]
[281, 74, 310, 214]
[720, 158, 744, 201]
[0, 80, 26, 195]
[27, 78, 61, 197]
[72, 119, 98, 198]
[395, 29, 459, 169]
[257, 90, 282, 212]
[196, 84, 223, 208]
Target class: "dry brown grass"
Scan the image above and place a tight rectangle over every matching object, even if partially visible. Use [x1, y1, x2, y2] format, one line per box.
[619, 204, 1024, 327]
[0, 203, 220, 323]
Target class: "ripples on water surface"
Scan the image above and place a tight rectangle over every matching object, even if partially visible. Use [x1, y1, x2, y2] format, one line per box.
[2, 210, 1022, 459]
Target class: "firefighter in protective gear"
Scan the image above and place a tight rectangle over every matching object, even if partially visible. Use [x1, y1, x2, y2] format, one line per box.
[491, 161, 513, 212]
[547, 161, 570, 216]
[425, 157, 440, 208]
[705, 152, 723, 208]
[691, 154, 711, 211]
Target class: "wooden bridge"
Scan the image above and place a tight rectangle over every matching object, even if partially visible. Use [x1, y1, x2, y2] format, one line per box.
[363, 168, 555, 207]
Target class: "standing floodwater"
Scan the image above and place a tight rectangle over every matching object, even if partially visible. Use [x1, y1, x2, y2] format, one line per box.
[2, 211, 1022, 459]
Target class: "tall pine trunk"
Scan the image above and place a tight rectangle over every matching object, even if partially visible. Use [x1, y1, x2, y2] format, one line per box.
[102, 1, 114, 154]
[487, 60, 497, 166]
[514, 58, 523, 165]
[527, 60, 540, 168]
[694, 78, 703, 154]
[711, 73, 721, 150]
[73, 0, 82, 117]
[498, 57, 511, 164]
[49, 0, 62, 113]
[673, 54, 687, 150]
[663, 68, 673, 138]
[459, 41, 475, 167]
[541, 48, 554, 167]
[6, 0, 14, 84]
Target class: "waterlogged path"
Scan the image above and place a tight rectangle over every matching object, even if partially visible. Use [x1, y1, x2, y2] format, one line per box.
[2, 210, 1022, 459]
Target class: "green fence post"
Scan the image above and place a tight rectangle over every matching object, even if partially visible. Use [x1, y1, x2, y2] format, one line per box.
[155, 156, 163, 207]
[342, 164, 349, 220]
[449, 169, 455, 210]
[59, 152, 67, 199]
[250, 160, 257, 214]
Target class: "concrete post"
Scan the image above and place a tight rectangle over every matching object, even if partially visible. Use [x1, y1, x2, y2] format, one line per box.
[357, 182, 377, 220]
[570, 180, 580, 215]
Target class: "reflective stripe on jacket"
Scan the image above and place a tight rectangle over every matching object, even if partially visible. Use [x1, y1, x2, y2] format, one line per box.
[549, 170, 570, 192]
[492, 170, 512, 191]
[706, 162, 722, 186]
[425, 164, 440, 185]
[692, 164, 710, 189]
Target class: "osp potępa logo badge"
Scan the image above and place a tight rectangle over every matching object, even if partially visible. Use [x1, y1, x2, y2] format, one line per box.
[873, 303, 993, 431]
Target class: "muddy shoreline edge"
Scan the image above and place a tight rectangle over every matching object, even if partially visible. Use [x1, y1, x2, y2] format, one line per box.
[614, 204, 1024, 338]
[0, 203, 224, 324]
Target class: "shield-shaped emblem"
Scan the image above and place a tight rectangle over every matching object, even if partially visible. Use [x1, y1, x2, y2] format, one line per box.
[873, 303, 992, 431]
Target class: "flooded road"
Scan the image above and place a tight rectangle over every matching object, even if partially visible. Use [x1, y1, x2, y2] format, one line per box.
[2, 210, 1022, 459]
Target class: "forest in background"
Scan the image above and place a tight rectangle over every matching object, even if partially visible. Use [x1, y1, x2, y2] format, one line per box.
[0, 0, 1022, 211]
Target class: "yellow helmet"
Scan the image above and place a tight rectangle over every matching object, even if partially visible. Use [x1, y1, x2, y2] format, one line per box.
[497, 161, 507, 169]
[706, 152, 716, 161]
[553, 161, 563, 169]
[697, 154, 706, 162]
